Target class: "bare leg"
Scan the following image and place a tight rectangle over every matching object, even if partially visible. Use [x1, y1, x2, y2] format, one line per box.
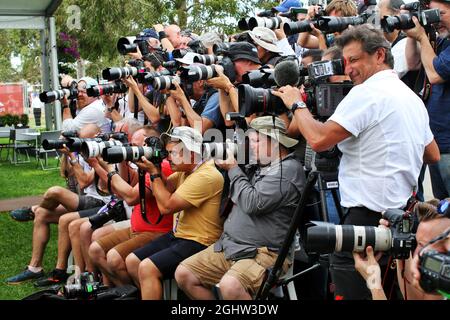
[79, 221, 95, 272]
[88, 242, 112, 286]
[138, 258, 163, 300]
[56, 212, 80, 270]
[175, 265, 215, 300]
[29, 205, 68, 267]
[125, 253, 141, 289]
[68, 218, 88, 272]
[218, 275, 251, 300]
[107, 249, 133, 286]
[39, 186, 79, 211]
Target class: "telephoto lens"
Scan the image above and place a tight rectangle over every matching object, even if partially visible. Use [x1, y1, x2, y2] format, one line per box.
[117, 36, 137, 55]
[179, 65, 219, 82]
[39, 89, 71, 103]
[86, 81, 128, 97]
[248, 16, 287, 30]
[305, 222, 392, 254]
[102, 145, 160, 163]
[193, 54, 223, 65]
[238, 84, 286, 117]
[102, 67, 139, 81]
[80, 140, 124, 159]
[42, 139, 68, 150]
[202, 142, 238, 160]
[283, 20, 318, 35]
[153, 75, 181, 91]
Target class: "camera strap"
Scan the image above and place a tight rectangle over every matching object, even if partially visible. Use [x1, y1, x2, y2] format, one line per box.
[420, 31, 438, 102]
[138, 169, 163, 225]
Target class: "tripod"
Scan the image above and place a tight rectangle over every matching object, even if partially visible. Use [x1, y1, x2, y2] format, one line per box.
[256, 147, 343, 300]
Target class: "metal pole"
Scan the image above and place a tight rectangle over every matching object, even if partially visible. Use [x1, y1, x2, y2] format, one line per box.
[40, 28, 53, 130]
[48, 16, 61, 130]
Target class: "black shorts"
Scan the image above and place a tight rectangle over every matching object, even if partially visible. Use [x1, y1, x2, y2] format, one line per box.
[133, 232, 206, 279]
[78, 206, 103, 218]
[77, 196, 105, 211]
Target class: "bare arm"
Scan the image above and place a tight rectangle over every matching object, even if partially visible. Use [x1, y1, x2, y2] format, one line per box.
[165, 96, 182, 127]
[423, 139, 440, 164]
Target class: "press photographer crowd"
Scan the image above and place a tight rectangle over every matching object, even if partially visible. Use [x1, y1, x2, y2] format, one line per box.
[5, 0, 450, 301]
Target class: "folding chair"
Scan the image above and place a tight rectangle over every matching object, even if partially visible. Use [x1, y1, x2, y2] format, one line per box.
[36, 130, 61, 170]
[7, 128, 36, 164]
[0, 127, 12, 161]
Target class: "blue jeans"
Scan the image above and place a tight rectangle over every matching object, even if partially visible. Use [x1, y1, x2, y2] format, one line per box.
[429, 153, 450, 200]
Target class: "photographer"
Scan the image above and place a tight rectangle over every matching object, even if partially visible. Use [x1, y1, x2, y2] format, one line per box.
[248, 27, 283, 67]
[405, 0, 450, 200]
[6, 124, 111, 284]
[206, 42, 262, 126]
[175, 116, 305, 300]
[88, 126, 173, 287]
[168, 77, 224, 135]
[273, 24, 440, 299]
[61, 76, 111, 134]
[124, 126, 224, 300]
[298, 0, 358, 50]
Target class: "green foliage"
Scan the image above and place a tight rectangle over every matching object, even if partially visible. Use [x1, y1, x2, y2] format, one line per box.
[19, 114, 29, 127]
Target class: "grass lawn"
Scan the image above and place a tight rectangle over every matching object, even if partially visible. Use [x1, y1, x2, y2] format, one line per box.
[0, 138, 65, 199]
[0, 136, 64, 299]
[0, 212, 58, 300]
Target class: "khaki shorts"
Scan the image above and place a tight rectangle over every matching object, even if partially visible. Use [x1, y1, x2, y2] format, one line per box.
[96, 227, 165, 259]
[181, 245, 290, 296]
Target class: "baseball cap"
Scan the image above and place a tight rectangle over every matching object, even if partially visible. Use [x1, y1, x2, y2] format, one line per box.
[248, 27, 283, 53]
[78, 77, 98, 89]
[161, 126, 203, 154]
[137, 28, 159, 41]
[273, 0, 303, 13]
[228, 42, 261, 64]
[250, 116, 298, 148]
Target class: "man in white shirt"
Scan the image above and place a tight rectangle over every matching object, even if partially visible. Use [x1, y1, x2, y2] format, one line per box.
[62, 77, 111, 134]
[273, 24, 440, 299]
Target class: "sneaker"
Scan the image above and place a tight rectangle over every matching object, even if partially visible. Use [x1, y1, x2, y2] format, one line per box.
[34, 269, 69, 288]
[10, 207, 35, 222]
[5, 268, 44, 284]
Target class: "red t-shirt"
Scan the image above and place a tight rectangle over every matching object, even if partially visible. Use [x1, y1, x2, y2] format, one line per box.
[131, 160, 173, 233]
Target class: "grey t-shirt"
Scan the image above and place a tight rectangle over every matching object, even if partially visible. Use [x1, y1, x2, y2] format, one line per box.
[214, 154, 306, 260]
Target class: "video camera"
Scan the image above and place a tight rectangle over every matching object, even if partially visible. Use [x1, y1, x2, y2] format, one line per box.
[305, 208, 418, 259]
[39, 80, 78, 104]
[381, 0, 440, 33]
[102, 136, 167, 164]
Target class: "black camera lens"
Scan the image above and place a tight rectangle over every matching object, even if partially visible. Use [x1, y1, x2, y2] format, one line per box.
[117, 36, 137, 55]
[102, 67, 138, 81]
[89, 199, 127, 230]
[213, 43, 229, 56]
[42, 139, 67, 150]
[283, 20, 315, 35]
[238, 84, 286, 117]
[39, 89, 71, 104]
[238, 17, 251, 30]
[86, 82, 128, 97]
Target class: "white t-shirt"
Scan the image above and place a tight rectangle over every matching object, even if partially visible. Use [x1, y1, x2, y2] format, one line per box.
[78, 156, 111, 204]
[328, 70, 434, 212]
[31, 96, 44, 109]
[392, 37, 409, 79]
[62, 99, 111, 133]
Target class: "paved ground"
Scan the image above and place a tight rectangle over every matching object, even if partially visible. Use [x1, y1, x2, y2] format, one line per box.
[0, 195, 43, 212]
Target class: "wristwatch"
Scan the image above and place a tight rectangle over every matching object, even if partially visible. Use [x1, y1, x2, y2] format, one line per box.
[150, 174, 162, 182]
[290, 101, 307, 113]
[107, 171, 119, 180]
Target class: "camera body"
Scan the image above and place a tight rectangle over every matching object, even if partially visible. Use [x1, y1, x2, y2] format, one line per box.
[63, 272, 103, 299]
[89, 198, 127, 230]
[419, 250, 450, 294]
[381, 1, 440, 33]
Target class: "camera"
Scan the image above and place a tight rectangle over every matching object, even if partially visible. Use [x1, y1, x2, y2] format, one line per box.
[247, 16, 289, 31]
[238, 84, 286, 117]
[381, 1, 440, 33]
[193, 54, 223, 65]
[63, 272, 104, 299]
[202, 142, 238, 160]
[419, 250, 450, 295]
[152, 75, 181, 91]
[308, 58, 345, 82]
[39, 81, 78, 104]
[213, 43, 230, 55]
[179, 64, 220, 82]
[89, 198, 127, 230]
[80, 140, 125, 159]
[86, 81, 128, 97]
[102, 136, 167, 164]
[117, 32, 152, 56]
[242, 68, 276, 89]
[102, 67, 142, 81]
[42, 130, 78, 150]
[284, 14, 368, 35]
[306, 208, 418, 259]
[309, 82, 353, 118]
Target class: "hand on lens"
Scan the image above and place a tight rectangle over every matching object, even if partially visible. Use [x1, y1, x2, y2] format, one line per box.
[135, 156, 160, 175]
[271, 85, 303, 109]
